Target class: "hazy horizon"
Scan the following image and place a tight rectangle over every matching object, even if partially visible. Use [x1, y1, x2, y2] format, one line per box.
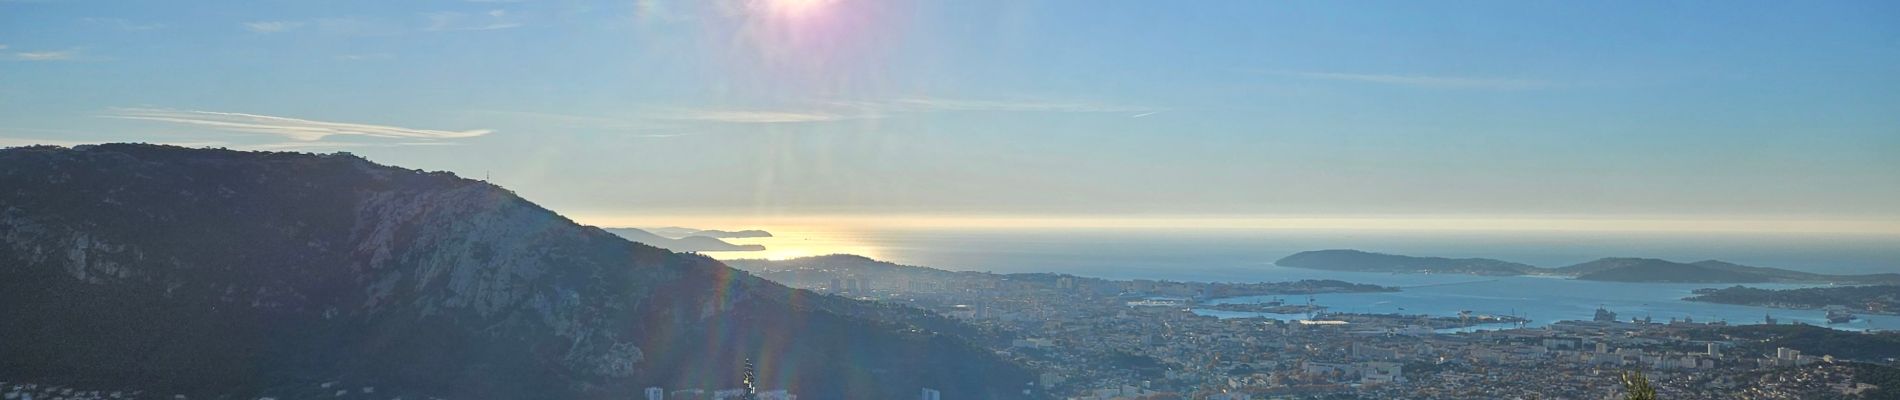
[587, 217, 1900, 274]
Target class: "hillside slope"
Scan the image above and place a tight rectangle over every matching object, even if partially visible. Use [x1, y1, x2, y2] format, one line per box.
[1560, 258, 1771, 283]
[0, 144, 1036, 399]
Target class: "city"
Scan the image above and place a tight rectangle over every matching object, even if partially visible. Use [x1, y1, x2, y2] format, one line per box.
[733, 255, 1899, 399]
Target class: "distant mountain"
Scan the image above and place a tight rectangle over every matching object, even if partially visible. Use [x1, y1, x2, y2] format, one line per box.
[1279, 249, 1900, 284]
[646, 227, 773, 239]
[1274, 249, 1539, 276]
[0, 144, 1038, 399]
[687, 229, 773, 239]
[601, 227, 765, 252]
[1561, 258, 1770, 283]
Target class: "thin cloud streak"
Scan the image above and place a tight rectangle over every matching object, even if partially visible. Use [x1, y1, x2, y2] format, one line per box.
[475, 96, 1157, 132]
[1267, 70, 1559, 90]
[424, 10, 524, 31]
[105, 108, 492, 142]
[11, 48, 80, 61]
[336, 53, 395, 61]
[666, 109, 852, 123]
[243, 21, 306, 33]
[867, 97, 1156, 114]
[81, 17, 166, 31]
[245, 141, 463, 150]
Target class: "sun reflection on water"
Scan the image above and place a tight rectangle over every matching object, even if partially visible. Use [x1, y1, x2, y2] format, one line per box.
[696, 227, 883, 261]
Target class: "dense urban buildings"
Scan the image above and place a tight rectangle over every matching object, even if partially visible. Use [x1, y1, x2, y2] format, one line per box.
[732, 256, 1900, 400]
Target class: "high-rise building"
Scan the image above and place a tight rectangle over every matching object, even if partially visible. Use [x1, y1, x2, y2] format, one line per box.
[920, 388, 941, 400]
[1707, 343, 1721, 357]
[646, 387, 664, 400]
[1777, 347, 1799, 360]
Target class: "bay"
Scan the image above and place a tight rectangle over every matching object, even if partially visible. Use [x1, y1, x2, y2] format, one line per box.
[702, 227, 1900, 331]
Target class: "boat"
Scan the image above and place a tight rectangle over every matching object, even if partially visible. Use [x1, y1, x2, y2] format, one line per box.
[1826, 306, 1858, 324]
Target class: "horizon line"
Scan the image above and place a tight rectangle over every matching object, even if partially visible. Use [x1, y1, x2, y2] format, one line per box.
[563, 212, 1900, 236]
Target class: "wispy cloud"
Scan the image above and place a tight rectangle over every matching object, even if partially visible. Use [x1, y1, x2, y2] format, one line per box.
[10, 48, 80, 61]
[666, 109, 852, 123]
[470, 95, 1156, 134]
[240, 18, 398, 36]
[82, 17, 165, 31]
[1265, 70, 1558, 90]
[424, 10, 523, 31]
[243, 20, 306, 33]
[104, 108, 492, 142]
[634, 96, 1156, 125]
[460, 110, 699, 138]
[870, 97, 1157, 114]
[631, 0, 694, 23]
[245, 141, 462, 150]
[335, 53, 395, 61]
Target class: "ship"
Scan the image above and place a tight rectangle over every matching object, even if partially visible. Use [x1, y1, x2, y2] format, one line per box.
[1825, 305, 1858, 324]
[1593, 307, 1618, 323]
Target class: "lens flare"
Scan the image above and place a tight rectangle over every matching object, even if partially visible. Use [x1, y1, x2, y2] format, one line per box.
[759, 0, 839, 19]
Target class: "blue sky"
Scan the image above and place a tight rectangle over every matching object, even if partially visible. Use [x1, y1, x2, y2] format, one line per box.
[3, 0, 1897, 232]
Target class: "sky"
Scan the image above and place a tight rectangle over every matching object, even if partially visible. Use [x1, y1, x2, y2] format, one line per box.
[3, 0, 1898, 234]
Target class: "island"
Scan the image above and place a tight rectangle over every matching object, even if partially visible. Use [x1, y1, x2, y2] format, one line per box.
[1276, 249, 1900, 285]
[646, 226, 774, 239]
[1274, 249, 1537, 276]
[600, 227, 766, 252]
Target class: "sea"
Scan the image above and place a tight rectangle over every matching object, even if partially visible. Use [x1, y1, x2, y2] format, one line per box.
[702, 227, 1900, 331]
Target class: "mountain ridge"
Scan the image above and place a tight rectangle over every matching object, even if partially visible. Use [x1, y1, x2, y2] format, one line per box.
[0, 143, 1037, 399]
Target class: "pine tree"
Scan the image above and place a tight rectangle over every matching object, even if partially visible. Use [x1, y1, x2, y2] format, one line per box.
[1621, 370, 1658, 400]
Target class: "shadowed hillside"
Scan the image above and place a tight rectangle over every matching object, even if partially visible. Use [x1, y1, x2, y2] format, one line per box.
[0, 144, 1040, 399]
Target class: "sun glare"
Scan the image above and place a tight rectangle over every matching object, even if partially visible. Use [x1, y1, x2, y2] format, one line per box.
[760, 0, 838, 19]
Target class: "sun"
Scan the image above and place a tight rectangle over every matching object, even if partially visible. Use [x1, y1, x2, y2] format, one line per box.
[760, 0, 839, 19]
